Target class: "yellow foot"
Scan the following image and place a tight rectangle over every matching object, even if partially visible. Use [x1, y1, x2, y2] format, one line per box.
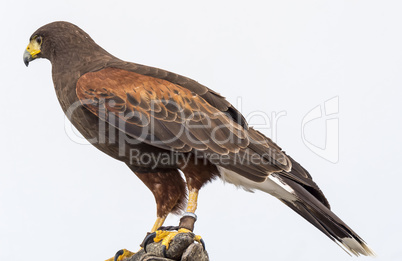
[143, 227, 205, 257]
[105, 249, 135, 261]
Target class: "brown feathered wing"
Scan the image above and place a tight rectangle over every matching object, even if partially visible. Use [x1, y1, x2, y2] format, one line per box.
[76, 67, 291, 182]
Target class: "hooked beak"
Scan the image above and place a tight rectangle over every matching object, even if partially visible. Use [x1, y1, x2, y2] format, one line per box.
[23, 49, 33, 67]
[23, 39, 41, 67]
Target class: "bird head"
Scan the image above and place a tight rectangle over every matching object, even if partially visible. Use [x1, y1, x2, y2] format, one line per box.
[23, 34, 43, 66]
[23, 21, 98, 67]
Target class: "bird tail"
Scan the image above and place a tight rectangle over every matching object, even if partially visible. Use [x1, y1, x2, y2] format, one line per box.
[218, 166, 375, 256]
[272, 174, 375, 257]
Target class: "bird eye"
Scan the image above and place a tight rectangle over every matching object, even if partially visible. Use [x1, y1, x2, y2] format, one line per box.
[36, 36, 42, 45]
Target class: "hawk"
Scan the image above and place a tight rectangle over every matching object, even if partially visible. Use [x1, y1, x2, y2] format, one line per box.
[23, 21, 374, 259]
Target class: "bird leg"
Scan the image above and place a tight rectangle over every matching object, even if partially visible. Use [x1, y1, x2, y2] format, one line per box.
[186, 188, 199, 213]
[179, 188, 199, 231]
[142, 158, 215, 257]
[110, 216, 169, 261]
[143, 189, 205, 257]
[150, 216, 167, 233]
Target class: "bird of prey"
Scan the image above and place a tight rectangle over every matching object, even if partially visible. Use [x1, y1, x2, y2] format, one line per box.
[23, 21, 374, 258]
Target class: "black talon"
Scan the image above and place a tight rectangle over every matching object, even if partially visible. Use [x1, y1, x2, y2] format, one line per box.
[142, 232, 156, 253]
[162, 245, 167, 257]
[200, 238, 206, 251]
[113, 249, 124, 261]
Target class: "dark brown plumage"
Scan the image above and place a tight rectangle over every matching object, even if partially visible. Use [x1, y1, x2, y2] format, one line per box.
[23, 21, 374, 257]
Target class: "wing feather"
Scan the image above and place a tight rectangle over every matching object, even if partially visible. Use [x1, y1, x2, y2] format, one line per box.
[76, 67, 291, 181]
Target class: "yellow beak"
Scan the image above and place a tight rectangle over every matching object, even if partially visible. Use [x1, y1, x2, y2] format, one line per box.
[23, 39, 41, 66]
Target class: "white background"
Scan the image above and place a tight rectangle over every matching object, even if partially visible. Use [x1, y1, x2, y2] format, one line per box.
[1, 1, 401, 260]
